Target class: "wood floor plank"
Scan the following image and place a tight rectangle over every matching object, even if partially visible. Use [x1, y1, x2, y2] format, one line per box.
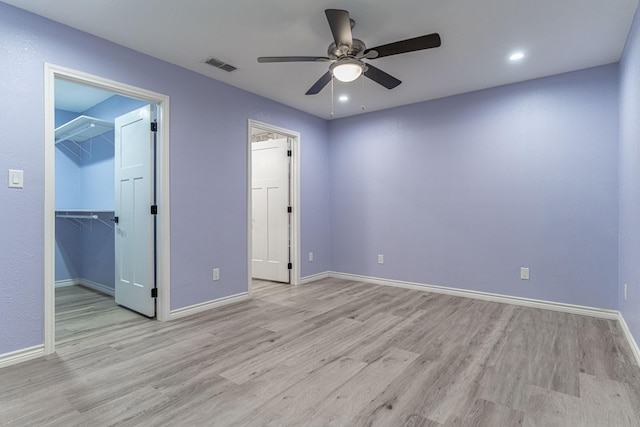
[233, 356, 368, 426]
[308, 346, 419, 426]
[449, 399, 524, 427]
[1, 281, 639, 426]
[219, 317, 363, 384]
[524, 373, 640, 427]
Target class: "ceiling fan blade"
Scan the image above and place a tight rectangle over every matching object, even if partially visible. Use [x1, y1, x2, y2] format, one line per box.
[305, 71, 332, 95]
[359, 50, 379, 60]
[325, 9, 353, 48]
[363, 64, 401, 89]
[258, 56, 331, 63]
[364, 33, 441, 59]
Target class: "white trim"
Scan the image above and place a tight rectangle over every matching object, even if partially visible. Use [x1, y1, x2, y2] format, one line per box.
[44, 65, 56, 355]
[300, 271, 330, 284]
[329, 272, 620, 320]
[79, 279, 115, 297]
[54, 279, 79, 288]
[0, 345, 45, 369]
[169, 293, 250, 320]
[44, 64, 172, 358]
[617, 313, 640, 366]
[55, 279, 115, 295]
[247, 120, 301, 294]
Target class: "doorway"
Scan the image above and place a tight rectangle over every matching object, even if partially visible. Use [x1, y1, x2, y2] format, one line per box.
[247, 120, 300, 293]
[44, 64, 171, 355]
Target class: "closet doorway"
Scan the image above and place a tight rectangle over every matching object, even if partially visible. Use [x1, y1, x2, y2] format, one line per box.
[247, 120, 300, 291]
[44, 65, 171, 355]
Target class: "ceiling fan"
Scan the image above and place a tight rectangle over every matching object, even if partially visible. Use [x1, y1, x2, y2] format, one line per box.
[257, 9, 441, 95]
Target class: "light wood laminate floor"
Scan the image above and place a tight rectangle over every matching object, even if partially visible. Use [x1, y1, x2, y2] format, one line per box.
[1, 279, 639, 426]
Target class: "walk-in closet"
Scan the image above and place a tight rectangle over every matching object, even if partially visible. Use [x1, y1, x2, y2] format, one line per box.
[54, 79, 153, 335]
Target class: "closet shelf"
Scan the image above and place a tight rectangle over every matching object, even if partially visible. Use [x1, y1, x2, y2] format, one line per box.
[55, 115, 113, 145]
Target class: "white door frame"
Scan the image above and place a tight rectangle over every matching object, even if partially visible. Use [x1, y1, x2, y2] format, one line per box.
[247, 119, 300, 294]
[44, 63, 172, 355]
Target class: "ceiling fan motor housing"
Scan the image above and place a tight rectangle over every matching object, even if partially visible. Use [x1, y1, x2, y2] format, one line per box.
[328, 38, 367, 59]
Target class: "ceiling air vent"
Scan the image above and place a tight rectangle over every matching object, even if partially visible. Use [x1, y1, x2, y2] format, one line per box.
[205, 57, 237, 72]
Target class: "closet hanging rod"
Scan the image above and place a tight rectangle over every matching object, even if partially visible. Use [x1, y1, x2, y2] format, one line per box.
[55, 212, 114, 229]
[56, 213, 98, 219]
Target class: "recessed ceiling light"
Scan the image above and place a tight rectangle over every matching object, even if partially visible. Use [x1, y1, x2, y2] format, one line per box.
[338, 95, 349, 102]
[509, 52, 525, 61]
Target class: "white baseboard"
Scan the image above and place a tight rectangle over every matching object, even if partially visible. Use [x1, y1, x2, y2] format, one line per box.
[328, 272, 619, 320]
[55, 279, 80, 288]
[0, 345, 45, 369]
[617, 313, 640, 367]
[300, 271, 330, 285]
[55, 278, 115, 296]
[170, 292, 250, 320]
[79, 278, 115, 296]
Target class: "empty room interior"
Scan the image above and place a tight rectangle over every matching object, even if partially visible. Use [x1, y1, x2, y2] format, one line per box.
[1, 0, 640, 425]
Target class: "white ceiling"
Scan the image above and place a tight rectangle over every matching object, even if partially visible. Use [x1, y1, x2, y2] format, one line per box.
[54, 79, 114, 113]
[6, 0, 638, 119]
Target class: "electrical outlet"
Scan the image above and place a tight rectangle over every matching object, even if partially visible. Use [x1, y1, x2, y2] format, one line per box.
[378, 254, 384, 264]
[212, 268, 220, 281]
[309, 252, 313, 262]
[520, 267, 530, 280]
[624, 284, 628, 300]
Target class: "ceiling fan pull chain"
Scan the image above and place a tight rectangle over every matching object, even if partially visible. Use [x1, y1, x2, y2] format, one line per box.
[330, 75, 335, 118]
[361, 74, 366, 111]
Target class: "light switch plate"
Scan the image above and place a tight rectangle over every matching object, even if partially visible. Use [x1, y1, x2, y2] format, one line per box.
[8, 169, 23, 188]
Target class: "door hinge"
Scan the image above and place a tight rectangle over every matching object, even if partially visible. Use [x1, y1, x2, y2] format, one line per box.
[287, 262, 292, 270]
[287, 206, 292, 213]
[150, 122, 158, 132]
[287, 150, 292, 157]
[151, 288, 158, 298]
[151, 205, 158, 215]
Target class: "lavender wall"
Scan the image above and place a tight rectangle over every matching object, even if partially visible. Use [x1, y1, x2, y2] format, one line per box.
[619, 7, 640, 344]
[0, 2, 330, 355]
[329, 65, 619, 309]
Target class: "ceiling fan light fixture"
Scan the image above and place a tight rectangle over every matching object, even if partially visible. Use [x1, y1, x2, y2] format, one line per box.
[331, 59, 363, 82]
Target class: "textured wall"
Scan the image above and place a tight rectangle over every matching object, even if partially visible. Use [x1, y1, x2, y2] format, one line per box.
[0, 2, 330, 355]
[619, 7, 640, 344]
[329, 65, 619, 309]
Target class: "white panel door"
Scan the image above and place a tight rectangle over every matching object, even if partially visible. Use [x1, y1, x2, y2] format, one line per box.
[114, 105, 155, 317]
[252, 138, 290, 282]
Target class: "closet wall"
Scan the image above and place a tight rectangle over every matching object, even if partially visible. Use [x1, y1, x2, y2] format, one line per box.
[55, 94, 147, 293]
